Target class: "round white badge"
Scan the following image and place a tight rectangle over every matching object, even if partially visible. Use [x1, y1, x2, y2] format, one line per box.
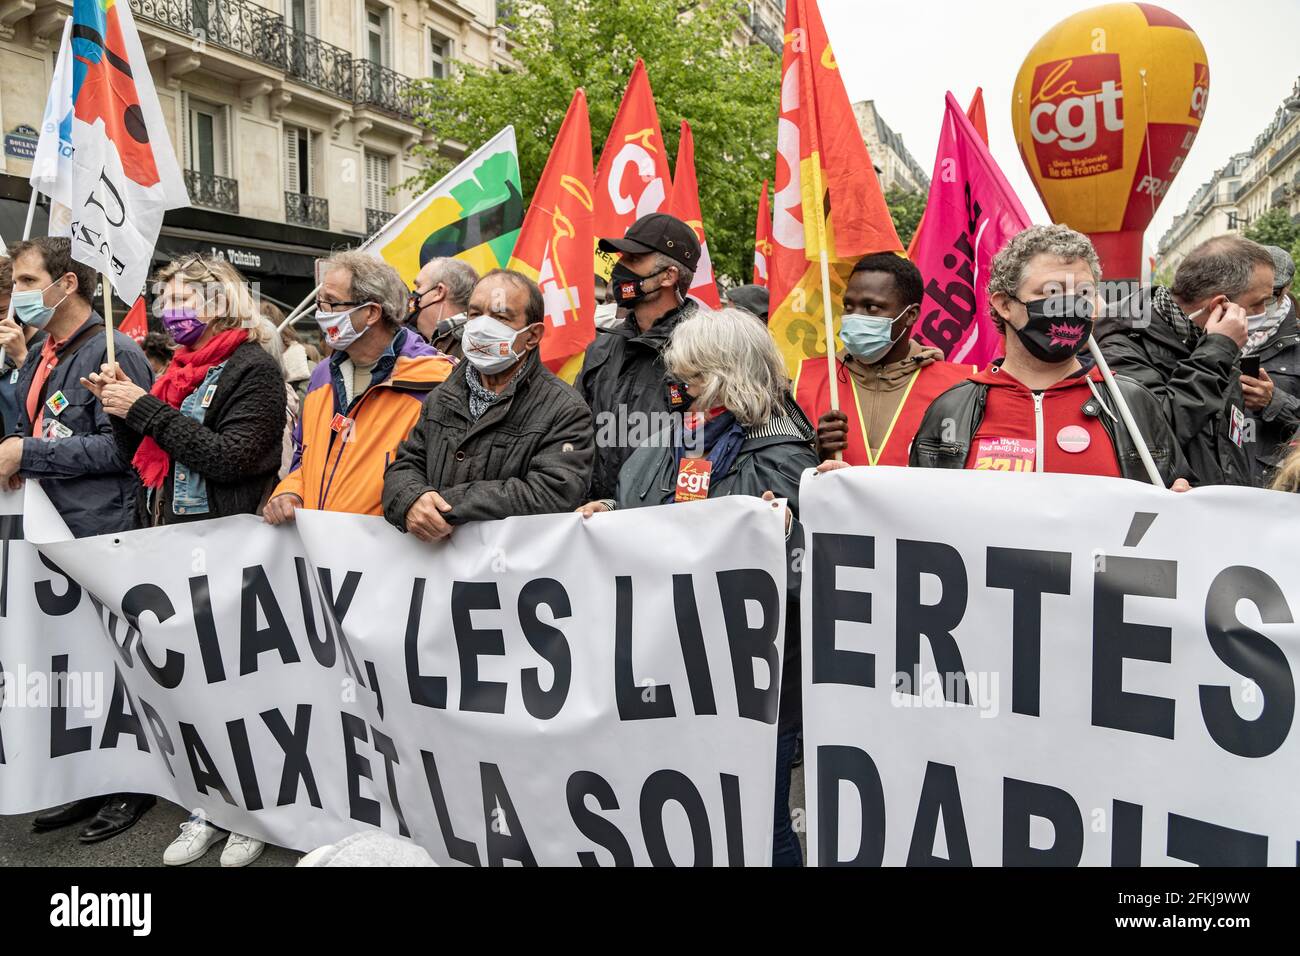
[1057, 425, 1091, 454]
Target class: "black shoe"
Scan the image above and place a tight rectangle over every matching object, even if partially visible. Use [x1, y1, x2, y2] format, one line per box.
[32, 797, 105, 832]
[77, 793, 156, 844]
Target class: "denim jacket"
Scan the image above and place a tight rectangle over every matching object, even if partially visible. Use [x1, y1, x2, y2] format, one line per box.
[168, 363, 226, 516]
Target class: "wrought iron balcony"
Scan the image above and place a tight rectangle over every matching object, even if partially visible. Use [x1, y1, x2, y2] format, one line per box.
[366, 208, 395, 235]
[1271, 183, 1292, 208]
[285, 191, 329, 230]
[751, 20, 783, 56]
[184, 169, 240, 214]
[354, 60, 417, 122]
[130, 0, 286, 70]
[285, 26, 354, 100]
[1270, 130, 1300, 173]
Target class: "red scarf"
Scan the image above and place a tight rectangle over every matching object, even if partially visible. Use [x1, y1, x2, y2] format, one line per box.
[133, 329, 248, 489]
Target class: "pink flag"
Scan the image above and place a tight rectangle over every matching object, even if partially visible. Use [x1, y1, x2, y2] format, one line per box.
[911, 92, 1032, 368]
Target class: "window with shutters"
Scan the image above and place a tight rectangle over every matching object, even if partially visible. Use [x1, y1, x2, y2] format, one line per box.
[429, 31, 451, 79]
[365, 151, 391, 213]
[187, 99, 228, 178]
[289, 0, 317, 35]
[284, 125, 313, 196]
[366, 6, 389, 67]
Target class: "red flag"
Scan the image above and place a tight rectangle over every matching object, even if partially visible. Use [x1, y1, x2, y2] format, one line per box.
[667, 122, 721, 309]
[906, 87, 990, 258]
[768, 0, 901, 374]
[593, 59, 673, 279]
[753, 179, 772, 287]
[508, 89, 596, 373]
[119, 297, 148, 343]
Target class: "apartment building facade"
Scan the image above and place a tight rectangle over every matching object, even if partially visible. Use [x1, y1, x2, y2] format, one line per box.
[0, 0, 511, 311]
[851, 100, 930, 195]
[1158, 76, 1300, 272]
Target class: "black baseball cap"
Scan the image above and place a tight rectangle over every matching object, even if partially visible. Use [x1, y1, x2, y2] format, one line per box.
[599, 213, 701, 270]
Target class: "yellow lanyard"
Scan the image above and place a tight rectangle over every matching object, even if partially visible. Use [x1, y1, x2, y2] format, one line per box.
[851, 367, 922, 467]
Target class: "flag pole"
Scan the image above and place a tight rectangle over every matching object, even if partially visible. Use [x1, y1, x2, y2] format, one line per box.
[1087, 336, 1164, 487]
[807, 152, 842, 460]
[102, 273, 116, 368]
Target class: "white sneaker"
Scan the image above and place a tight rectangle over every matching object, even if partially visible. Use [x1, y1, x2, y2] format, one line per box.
[220, 832, 265, 867]
[163, 813, 225, 865]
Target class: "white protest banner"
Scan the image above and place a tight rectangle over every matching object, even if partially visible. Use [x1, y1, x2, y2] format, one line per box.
[0, 485, 786, 866]
[801, 467, 1300, 866]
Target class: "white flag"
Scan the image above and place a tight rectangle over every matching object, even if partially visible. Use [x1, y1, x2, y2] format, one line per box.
[52, 0, 188, 298]
[30, 18, 74, 236]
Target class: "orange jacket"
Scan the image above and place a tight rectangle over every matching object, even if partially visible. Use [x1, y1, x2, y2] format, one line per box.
[273, 329, 454, 515]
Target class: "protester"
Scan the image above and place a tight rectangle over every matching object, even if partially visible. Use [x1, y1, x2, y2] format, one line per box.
[796, 254, 975, 465]
[725, 283, 770, 323]
[0, 236, 157, 843]
[276, 321, 317, 403]
[0, 255, 43, 438]
[254, 316, 302, 479]
[383, 269, 593, 536]
[141, 331, 175, 377]
[575, 307, 817, 867]
[1237, 246, 1300, 487]
[905, 225, 1189, 486]
[580, 212, 702, 499]
[1270, 440, 1300, 493]
[263, 251, 454, 523]
[81, 255, 285, 866]
[408, 256, 477, 359]
[1098, 235, 1275, 486]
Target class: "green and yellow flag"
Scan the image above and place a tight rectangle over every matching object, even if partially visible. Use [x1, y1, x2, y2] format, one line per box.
[371, 127, 522, 285]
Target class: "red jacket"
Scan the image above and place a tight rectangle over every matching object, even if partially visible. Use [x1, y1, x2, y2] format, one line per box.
[965, 364, 1122, 477]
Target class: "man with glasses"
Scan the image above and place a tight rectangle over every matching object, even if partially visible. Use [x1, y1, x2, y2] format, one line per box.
[1099, 235, 1276, 486]
[264, 251, 454, 522]
[1236, 246, 1300, 487]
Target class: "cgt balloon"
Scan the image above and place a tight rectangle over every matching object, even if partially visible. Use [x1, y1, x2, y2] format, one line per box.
[1012, 3, 1210, 278]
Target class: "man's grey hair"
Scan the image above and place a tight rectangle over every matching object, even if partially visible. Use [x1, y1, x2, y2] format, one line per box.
[423, 257, 478, 311]
[652, 252, 696, 298]
[986, 224, 1102, 326]
[664, 307, 787, 427]
[323, 250, 408, 329]
[1172, 236, 1277, 304]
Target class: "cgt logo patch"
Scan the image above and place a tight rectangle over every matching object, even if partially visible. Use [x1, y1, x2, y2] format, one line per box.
[1029, 54, 1124, 180]
[674, 457, 713, 503]
[1189, 63, 1210, 121]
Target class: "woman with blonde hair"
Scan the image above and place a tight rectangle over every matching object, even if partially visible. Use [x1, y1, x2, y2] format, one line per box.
[576, 307, 818, 866]
[82, 253, 286, 865]
[1271, 442, 1300, 493]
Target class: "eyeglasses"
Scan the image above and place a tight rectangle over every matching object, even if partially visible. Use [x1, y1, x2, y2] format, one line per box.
[315, 298, 367, 313]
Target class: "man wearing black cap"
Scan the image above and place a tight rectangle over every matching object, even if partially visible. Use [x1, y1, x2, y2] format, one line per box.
[579, 212, 701, 500]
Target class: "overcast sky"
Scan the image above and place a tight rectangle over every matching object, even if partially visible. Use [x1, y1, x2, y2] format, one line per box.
[818, 0, 1300, 248]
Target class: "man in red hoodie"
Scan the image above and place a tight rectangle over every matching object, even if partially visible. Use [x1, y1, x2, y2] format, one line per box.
[902, 225, 1190, 485]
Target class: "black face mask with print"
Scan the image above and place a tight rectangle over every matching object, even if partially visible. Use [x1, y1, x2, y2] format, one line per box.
[1012, 294, 1095, 363]
[610, 262, 669, 307]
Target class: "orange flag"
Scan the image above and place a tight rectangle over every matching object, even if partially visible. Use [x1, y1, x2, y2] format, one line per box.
[966, 86, 989, 145]
[906, 87, 989, 258]
[593, 59, 673, 280]
[753, 179, 772, 287]
[769, 0, 901, 375]
[667, 122, 721, 309]
[508, 88, 597, 374]
[119, 297, 148, 343]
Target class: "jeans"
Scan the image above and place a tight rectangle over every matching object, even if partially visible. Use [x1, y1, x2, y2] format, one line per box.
[772, 722, 803, 867]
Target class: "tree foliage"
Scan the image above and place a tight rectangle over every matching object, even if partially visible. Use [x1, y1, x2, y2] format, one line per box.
[1244, 207, 1300, 250]
[407, 0, 780, 283]
[885, 188, 926, 248]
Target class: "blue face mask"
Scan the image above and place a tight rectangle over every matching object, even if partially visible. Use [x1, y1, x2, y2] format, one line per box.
[12, 281, 67, 329]
[840, 306, 915, 363]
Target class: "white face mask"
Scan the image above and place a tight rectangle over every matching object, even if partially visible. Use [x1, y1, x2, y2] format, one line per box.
[315, 303, 368, 351]
[462, 314, 531, 374]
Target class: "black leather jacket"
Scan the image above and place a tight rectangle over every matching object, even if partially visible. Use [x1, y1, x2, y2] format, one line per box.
[908, 373, 1190, 485]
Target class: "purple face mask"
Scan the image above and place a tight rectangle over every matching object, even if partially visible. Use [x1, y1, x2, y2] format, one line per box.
[161, 307, 207, 347]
